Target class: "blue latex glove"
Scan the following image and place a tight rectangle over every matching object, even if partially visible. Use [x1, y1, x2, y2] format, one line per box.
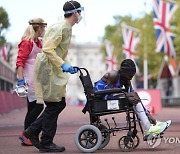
[17, 78, 26, 86]
[69, 67, 78, 74]
[61, 63, 72, 72]
[61, 63, 78, 74]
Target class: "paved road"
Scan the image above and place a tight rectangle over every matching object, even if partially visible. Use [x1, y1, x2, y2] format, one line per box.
[0, 105, 180, 154]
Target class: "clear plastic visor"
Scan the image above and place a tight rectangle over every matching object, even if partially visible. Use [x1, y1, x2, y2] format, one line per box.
[64, 7, 84, 14]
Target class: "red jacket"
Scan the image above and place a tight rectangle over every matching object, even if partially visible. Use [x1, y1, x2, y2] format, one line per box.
[16, 39, 42, 68]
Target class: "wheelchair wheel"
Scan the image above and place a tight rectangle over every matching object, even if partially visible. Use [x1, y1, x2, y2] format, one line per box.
[118, 136, 134, 152]
[97, 124, 110, 149]
[133, 135, 140, 149]
[74, 125, 102, 153]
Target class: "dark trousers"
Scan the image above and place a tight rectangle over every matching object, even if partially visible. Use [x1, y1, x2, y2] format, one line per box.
[28, 98, 66, 146]
[24, 99, 44, 130]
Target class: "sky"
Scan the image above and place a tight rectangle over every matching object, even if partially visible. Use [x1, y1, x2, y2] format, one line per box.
[0, 0, 152, 44]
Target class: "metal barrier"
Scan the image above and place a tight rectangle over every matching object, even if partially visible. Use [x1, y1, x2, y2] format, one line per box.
[162, 96, 180, 107]
[0, 90, 26, 114]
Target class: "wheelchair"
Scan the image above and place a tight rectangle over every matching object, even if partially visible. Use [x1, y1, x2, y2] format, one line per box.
[74, 68, 144, 153]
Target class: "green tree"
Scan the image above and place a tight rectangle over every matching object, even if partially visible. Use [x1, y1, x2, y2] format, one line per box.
[101, 1, 179, 87]
[172, 0, 180, 60]
[101, 13, 170, 88]
[101, 15, 136, 67]
[0, 7, 13, 64]
[135, 13, 164, 82]
[0, 7, 10, 47]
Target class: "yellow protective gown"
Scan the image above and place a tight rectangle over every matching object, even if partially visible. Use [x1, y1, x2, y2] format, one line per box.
[34, 18, 72, 103]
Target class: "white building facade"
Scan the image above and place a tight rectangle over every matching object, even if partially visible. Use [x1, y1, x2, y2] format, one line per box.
[66, 40, 106, 103]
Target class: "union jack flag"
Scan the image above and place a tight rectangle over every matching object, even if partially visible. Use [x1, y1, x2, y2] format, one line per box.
[105, 40, 117, 71]
[152, 0, 178, 58]
[0, 43, 11, 61]
[122, 26, 140, 60]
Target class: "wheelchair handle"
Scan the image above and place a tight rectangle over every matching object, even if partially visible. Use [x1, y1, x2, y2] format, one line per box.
[73, 67, 89, 76]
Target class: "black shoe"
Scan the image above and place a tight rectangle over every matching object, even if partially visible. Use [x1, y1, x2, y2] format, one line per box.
[39, 143, 65, 153]
[24, 129, 40, 149]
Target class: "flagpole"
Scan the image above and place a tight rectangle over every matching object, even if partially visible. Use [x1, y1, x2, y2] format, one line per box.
[144, 53, 148, 89]
[143, 1, 148, 90]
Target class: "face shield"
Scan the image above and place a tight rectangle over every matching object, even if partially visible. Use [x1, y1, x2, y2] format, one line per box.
[64, 7, 85, 24]
[14, 85, 28, 97]
[30, 22, 47, 37]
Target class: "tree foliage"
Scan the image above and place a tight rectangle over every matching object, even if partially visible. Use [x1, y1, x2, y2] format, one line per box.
[172, 0, 180, 60]
[101, 3, 180, 87]
[0, 7, 10, 47]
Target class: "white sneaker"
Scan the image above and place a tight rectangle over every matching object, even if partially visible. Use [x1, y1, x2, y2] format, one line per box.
[144, 120, 171, 141]
[156, 120, 171, 131]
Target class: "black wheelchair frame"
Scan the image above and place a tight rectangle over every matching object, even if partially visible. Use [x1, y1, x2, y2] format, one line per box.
[74, 68, 144, 152]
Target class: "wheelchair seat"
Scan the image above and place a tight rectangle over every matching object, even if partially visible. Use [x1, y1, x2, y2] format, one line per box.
[77, 68, 133, 115]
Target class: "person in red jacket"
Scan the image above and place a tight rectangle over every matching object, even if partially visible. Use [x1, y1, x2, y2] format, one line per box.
[16, 18, 47, 146]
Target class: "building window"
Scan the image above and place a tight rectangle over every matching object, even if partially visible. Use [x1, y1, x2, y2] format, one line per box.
[0, 79, 13, 92]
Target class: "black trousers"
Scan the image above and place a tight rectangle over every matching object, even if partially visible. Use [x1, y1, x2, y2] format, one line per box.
[28, 98, 66, 146]
[24, 99, 44, 130]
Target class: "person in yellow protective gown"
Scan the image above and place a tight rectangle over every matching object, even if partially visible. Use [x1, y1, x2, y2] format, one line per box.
[24, 1, 84, 153]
